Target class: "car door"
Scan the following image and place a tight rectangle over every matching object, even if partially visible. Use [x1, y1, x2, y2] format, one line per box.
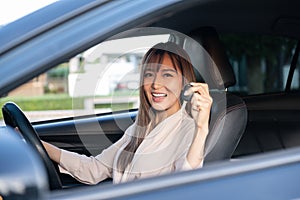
[0, 0, 188, 187]
[0, 30, 173, 187]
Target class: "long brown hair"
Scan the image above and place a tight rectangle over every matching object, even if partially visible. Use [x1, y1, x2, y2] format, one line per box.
[117, 42, 196, 173]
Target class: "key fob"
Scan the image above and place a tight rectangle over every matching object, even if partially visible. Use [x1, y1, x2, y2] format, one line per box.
[180, 84, 193, 102]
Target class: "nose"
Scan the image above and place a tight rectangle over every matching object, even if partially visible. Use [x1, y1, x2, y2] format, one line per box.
[151, 74, 163, 89]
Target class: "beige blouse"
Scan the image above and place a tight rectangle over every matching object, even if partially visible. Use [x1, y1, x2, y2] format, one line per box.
[59, 106, 202, 184]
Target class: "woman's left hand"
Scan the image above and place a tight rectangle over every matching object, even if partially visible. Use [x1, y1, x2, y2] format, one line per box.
[189, 82, 213, 132]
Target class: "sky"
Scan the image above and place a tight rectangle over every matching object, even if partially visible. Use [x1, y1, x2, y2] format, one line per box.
[0, 0, 57, 26]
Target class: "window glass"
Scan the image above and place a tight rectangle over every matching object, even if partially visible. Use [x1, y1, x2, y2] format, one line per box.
[219, 33, 297, 95]
[0, 34, 170, 122]
[290, 53, 300, 91]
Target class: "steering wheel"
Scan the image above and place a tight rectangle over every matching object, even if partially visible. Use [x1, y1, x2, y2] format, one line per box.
[2, 102, 62, 190]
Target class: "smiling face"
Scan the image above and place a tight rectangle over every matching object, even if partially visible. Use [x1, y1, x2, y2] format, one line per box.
[143, 53, 183, 116]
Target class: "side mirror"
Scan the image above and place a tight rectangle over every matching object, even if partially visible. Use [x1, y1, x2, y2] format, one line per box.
[0, 127, 49, 200]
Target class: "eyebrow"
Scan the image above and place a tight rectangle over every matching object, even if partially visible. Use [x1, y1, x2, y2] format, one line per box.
[144, 67, 178, 73]
[161, 68, 178, 74]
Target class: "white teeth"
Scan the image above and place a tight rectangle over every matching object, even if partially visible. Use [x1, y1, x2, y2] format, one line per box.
[152, 93, 167, 97]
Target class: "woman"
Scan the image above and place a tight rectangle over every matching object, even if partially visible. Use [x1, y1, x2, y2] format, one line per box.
[43, 42, 213, 184]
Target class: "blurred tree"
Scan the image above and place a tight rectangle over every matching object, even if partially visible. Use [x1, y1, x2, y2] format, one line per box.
[220, 34, 296, 94]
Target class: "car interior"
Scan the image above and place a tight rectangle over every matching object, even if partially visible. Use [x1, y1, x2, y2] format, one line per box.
[187, 27, 247, 163]
[1, 0, 300, 191]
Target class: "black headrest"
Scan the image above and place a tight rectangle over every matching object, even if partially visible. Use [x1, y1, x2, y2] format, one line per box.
[187, 27, 236, 89]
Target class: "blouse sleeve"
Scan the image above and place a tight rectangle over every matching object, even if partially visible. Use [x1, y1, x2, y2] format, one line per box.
[173, 117, 204, 171]
[59, 132, 130, 185]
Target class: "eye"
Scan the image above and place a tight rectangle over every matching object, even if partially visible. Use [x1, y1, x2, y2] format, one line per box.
[163, 73, 174, 78]
[144, 72, 154, 78]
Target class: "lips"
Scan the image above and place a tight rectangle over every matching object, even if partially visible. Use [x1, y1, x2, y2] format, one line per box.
[151, 92, 167, 102]
[152, 92, 167, 97]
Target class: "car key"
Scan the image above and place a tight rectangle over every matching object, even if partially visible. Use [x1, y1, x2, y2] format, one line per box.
[180, 83, 194, 102]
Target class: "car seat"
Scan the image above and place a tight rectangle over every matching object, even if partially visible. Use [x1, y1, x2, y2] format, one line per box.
[185, 26, 248, 164]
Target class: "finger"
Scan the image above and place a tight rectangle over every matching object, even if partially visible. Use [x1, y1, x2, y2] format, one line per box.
[192, 93, 213, 108]
[191, 82, 209, 91]
[181, 84, 194, 101]
[183, 85, 194, 96]
[190, 83, 210, 96]
[192, 105, 201, 112]
[189, 82, 207, 88]
[191, 90, 212, 103]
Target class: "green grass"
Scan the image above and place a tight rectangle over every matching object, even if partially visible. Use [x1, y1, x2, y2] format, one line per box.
[112, 90, 139, 97]
[95, 103, 134, 111]
[0, 94, 84, 119]
[0, 92, 139, 119]
[0, 94, 84, 111]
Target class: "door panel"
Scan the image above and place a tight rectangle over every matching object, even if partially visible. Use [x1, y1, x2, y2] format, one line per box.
[35, 110, 137, 155]
[34, 110, 137, 187]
